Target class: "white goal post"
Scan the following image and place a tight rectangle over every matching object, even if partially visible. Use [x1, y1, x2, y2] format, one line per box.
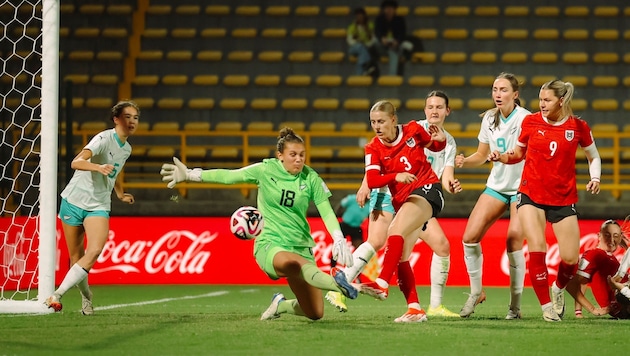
[0, 0, 58, 313]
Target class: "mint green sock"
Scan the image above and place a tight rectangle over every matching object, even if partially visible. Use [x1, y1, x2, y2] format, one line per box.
[278, 299, 305, 317]
[300, 263, 341, 293]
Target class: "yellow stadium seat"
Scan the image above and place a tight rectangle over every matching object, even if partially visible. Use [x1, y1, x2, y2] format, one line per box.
[184, 122, 211, 131]
[294, 6, 320, 16]
[74, 27, 99, 37]
[563, 29, 589, 40]
[473, 29, 499, 40]
[474, 6, 500, 16]
[465, 122, 481, 133]
[147, 147, 176, 159]
[278, 121, 306, 132]
[60, 97, 85, 108]
[254, 75, 280, 86]
[175, 5, 200, 15]
[250, 99, 277, 110]
[346, 76, 373, 87]
[291, 28, 317, 38]
[443, 122, 462, 133]
[322, 28, 347, 39]
[79, 4, 104, 15]
[184, 147, 207, 160]
[408, 76, 435, 87]
[188, 98, 215, 110]
[562, 52, 588, 64]
[624, 100, 630, 111]
[288, 51, 314, 62]
[468, 98, 494, 111]
[504, 6, 529, 16]
[593, 52, 619, 64]
[131, 98, 155, 109]
[310, 147, 334, 160]
[166, 50, 193, 61]
[531, 75, 556, 87]
[503, 29, 528, 40]
[258, 51, 283, 62]
[444, 6, 470, 16]
[564, 6, 589, 17]
[214, 122, 242, 131]
[533, 29, 559, 40]
[101, 28, 127, 38]
[265, 6, 290, 16]
[147, 5, 171, 15]
[413, 6, 440, 16]
[591, 123, 619, 134]
[471, 52, 496, 63]
[219, 98, 247, 110]
[68, 50, 95, 61]
[310, 122, 336, 132]
[285, 75, 312, 86]
[532, 52, 558, 64]
[562, 76, 588, 87]
[197, 50, 222, 61]
[501, 52, 527, 64]
[343, 98, 371, 111]
[80, 121, 107, 131]
[201, 28, 227, 38]
[440, 52, 467, 63]
[152, 122, 180, 131]
[592, 76, 619, 87]
[85, 97, 113, 109]
[535, 6, 560, 17]
[281, 98, 308, 110]
[377, 75, 403, 86]
[624, 76, 630, 87]
[227, 51, 253, 62]
[137, 50, 163, 61]
[91, 75, 118, 85]
[337, 147, 364, 160]
[572, 99, 588, 111]
[412, 52, 437, 63]
[162, 75, 188, 85]
[591, 99, 619, 111]
[469, 76, 495, 87]
[232, 28, 257, 38]
[261, 28, 287, 38]
[319, 52, 344, 63]
[192, 75, 219, 86]
[142, 28, 168, 38]
[341, 122, 368, 132]
[211, 148, 239, 159]
[157, 99, 184, 110]
[325, 6, 350, 16]
[247, 121, 274, 131]
[312, 98, 339, 110]
[443, 29, 468, 39]
[439, 76, 465, 87]
[405, 99, 424, 110]
[206, 5, 230, 15]
[594, 6, 619, 17]
[171, 28, 196, 38]
[222, 75, 250, 87]
[593, 29, 619, 40]
[64, 74, 89, 84]
[316, 75, 342, 87]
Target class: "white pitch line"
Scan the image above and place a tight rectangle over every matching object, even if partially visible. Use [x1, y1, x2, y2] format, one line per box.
[94, 290, 229, 311]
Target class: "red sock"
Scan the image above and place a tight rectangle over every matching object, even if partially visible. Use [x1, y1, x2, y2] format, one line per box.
[397, 261, 419, 305]
[529, 251, 551, 305]
[555, 261, 578, 289]
[378, 235, 404, 284]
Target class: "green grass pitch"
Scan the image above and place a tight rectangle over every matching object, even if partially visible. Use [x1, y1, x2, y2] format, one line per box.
[1, 285, 626, 355]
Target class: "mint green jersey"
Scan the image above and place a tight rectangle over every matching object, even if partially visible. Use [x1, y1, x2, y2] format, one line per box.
[60, 129, 131, 211]
[201, 158, 332, 248]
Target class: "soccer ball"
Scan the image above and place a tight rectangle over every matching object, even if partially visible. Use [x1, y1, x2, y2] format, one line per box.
[230, 206, 264, 240]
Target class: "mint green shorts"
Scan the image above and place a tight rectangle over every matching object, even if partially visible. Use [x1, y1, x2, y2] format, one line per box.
[58, 198, 109, 226]
[254, 241, 315, 280]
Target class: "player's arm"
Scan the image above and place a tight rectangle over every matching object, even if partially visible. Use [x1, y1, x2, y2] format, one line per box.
[566, 275, 606, 315]
[456, 142, 490, 168]
[488, 143, 525, 165]
[424, 124, 446, 152]
[114, 173, 134, 204]
[160, 157, 257, 188]
[355, 173, 371, 208]
[70, 148, 114, 176]
[583, 142, 601, 194]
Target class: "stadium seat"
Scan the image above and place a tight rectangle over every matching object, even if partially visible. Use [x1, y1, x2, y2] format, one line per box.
[147, 5, 171, 15]
[624, 76, 630, 87]
[412, 52, 437, 63]
[337, 147, 364, 160]
[325, 6, 350, 16]
[322, 28, 347, 39]
[201, 28, 227, 38]
[80, 121, 107, 131]
[592, 76, 619, 87]
[183, 122, 211, 131]
[79, 4, 104, 15]
[474, 6, 500, 16]
[227, 51, 253, 62]
[593, 6, 619, 17]
[60, 97, 85, 108]
[413, 6, 439, 16]
[281, 98, 308, 110]
[504, 6, 529, 16]
[285, 75, 312, 87]
[440, 52, 467, 64]
[309, 121, 336, 132]
[591, 123, 619, 134]
[134, 122, 150, 132]
[443, 29, 468, 40]
[260, 28, 287, 38]
[346, 75, 373, 87]
[166, 51, 193, 61]
[175, 5, 200, 15]
[624, 100, 630, 111]
[408, 76, 435, 87]
[413, 29, 438, 40]
[214, 122, 242, 131]
[444, 6, 470, 16]
[449, 99, 464, 111]
[258, 51, 283, 62]
[341, 122, 368, 132]
[206, 5, 230, 16]
[591, 99, 619, 111]
[131, 98, 155, 109]
[219, 98, 247, 110]
[142, 28, 168, 38]
[563, 29, 589, 40]
[73, 27, 99, 38]
[278, 121, 306, 132]
[250, 99, 278, 110]
[171, 28, 196, 38]
[254, 75, 280, 86]
[294, 6, 320, 16]
[502, 29, 528, 40]
[572, 99, 588, 111]
[85, 98, 113, 109]
[68, 50, 95, 61]
[469, 76, 495, 87]
[162, 75, 188, 85]
[188, 98, 215, 110]
[265, 6, 290, 16]
[137, 50, 163, 61]
[564, 6, 589, 17]
[471, 52, 496, 63]
[157, 99, 184, 110]
[152, 122, 180, 131]
[592, 52, 619, 64]
[593, 29, 619, 40]
[184, 147, 208, 160]
[562, 76, 588, 87]
[247, 121, 274, 131]
[405, 99, 424, 110]
[562, 52, 588, 65]
[197, 50, 222, 62]
[64, 74, 89, 84]
[316, 75, 342, 87]
[312, 98, 339, 110]
[319, 52, 345, 63]
[210, 148, 239, 159]
[468, 98, 494, 111]
[102, 28, 128, 38]
[222, 75, 250, 87]
[309, 147, 334, 160]
[291, 28, 317, 38]
[343, 98, 371, 111]
[377, 75, 403, 86]
[443, 122, 462, 133]
[531, 75, 556, 87]
[533, 29, 559, 40]
[288, 51, 314, 63]
[531, 52, 558, 64]
[192, 75, 219, 86]
[501, 52, 527, 64]
[465, 122, 481, 133]
[534, 6, 560, 17]
[91, 75, 118, 85]
[473, 29, 499, 40]
[232, 28, 257, 38]
[147, 147, 176, 159]
[439, 76, 465, 87]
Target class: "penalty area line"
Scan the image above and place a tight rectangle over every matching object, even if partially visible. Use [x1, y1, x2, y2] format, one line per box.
[94, 290, 229, 311]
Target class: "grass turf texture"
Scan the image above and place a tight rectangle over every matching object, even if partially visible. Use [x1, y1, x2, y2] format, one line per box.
[1, 285, 626, 355]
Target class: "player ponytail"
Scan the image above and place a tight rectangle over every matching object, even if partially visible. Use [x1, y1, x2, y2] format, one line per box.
[541, 79, 574, 118]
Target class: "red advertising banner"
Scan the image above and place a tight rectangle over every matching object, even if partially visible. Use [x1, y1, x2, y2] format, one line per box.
[0, 217, 625, 289]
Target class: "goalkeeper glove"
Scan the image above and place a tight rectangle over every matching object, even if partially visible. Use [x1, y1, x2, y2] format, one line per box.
[331, 230, 354, 267]
[160, 157, 202, 188]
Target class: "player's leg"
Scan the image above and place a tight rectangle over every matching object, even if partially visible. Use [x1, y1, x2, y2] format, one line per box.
[416, 219, 458, 317]
[460, 192, 505, 316]
[505, 200, 525, 319]
[287, 276, 324, 320]
[550, 214, 580, 319]
[362, 196, 433, 300]
[518, 202, 559, 321]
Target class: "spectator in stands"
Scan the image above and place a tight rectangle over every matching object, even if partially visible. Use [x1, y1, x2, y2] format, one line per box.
[488, 79, 602, 322]
[45, 100, 139, 315]
[455, 73, 531, 319]
[160, 127, 358, 321]
[374, 0, 413, 76]
[347, 7, 379, 78]
[567, 219, 626, 318]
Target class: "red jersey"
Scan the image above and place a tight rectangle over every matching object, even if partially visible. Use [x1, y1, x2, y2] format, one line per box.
[516, 113, 594, 206]
[364, 121, 443, 210]
[577, 248, 620, 308]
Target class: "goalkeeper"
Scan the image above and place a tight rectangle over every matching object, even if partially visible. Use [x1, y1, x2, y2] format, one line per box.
[160, 127, 357, 321]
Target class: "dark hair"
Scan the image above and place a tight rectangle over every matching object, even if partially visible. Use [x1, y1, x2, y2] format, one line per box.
[354, 7, 367, 16]
[541, 79, 575, 118]
[277, 127, 304, 153]
[426, 90, 450, 108]
[380, 0, 398, 9]
[111, 100, 140, 122]
[481, 72, 521, 129]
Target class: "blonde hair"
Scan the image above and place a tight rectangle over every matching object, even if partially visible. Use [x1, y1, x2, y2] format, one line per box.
[541, 79, 575, 118]
[370, 100, 397, 117]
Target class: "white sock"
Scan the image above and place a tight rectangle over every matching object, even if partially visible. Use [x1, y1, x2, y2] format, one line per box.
[408, 302, 421, 310]
[507, 250, 525, 310]
[463, 242, 483, 295]
[55, 263, 88, 297]
[343, 242, 376, 282]
[430, 253, 450, 309]
[77, 276, 91, 298]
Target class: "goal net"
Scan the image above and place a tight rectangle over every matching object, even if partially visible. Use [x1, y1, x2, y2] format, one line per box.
[0, 0, 58, 313]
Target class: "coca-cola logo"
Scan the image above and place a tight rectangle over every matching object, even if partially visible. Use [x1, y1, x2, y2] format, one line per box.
[93, 230, 216, 275]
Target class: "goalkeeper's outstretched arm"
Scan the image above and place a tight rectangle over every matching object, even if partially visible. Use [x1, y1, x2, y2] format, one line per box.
[160, 157, 253, 188]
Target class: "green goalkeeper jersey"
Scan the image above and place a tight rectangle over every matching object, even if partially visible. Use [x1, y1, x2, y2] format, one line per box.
[201, 158, 333, 248]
